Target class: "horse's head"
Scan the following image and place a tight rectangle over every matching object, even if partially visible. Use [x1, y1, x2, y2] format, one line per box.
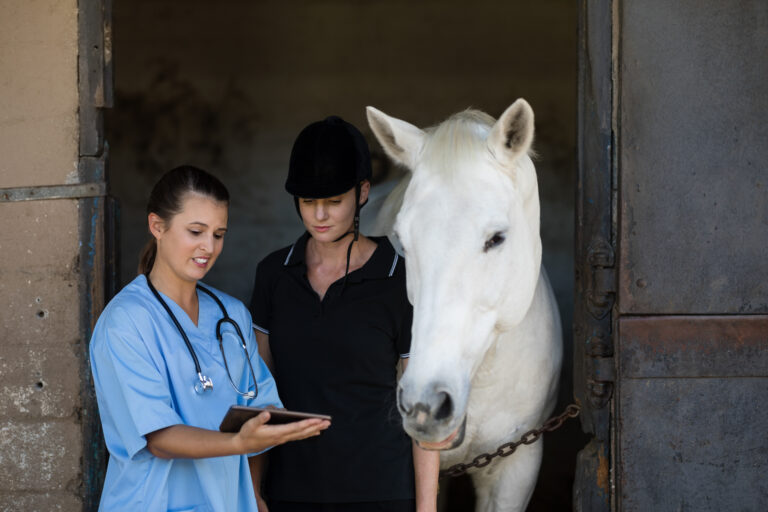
[367, 100, 542, 449]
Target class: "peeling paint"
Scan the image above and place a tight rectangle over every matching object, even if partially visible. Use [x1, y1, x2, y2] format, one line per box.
[2, 386, 35, 413]
[64, 167, 80, 184]
[0, 421, 74, 486]
[596, 450, 610, 495]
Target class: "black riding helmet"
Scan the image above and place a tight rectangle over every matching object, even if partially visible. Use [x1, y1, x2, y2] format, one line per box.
[287, 116, 372, 241]
[286, 115, 372, 199]
[286, 116, 373, 288]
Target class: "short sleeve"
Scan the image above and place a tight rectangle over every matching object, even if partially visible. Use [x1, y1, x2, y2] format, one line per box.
[249, 260, 272, 335]
[90, 306, 183, 459]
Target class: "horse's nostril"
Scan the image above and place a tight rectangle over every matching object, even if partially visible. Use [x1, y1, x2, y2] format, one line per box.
[433, 391, 454, 421]
[397, 385, 413, 416]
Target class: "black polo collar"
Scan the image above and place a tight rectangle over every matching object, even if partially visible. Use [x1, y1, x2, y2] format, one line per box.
[283, 231, 400, 282]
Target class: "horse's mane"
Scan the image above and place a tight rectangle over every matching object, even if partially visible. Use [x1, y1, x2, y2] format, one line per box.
[421, 109, 496, 177]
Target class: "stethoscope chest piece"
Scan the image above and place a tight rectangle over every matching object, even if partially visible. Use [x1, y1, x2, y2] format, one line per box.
[146, 275, 258, 400]
[195, 372, 214, 394]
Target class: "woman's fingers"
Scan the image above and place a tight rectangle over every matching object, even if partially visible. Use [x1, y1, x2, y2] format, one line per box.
[236, 411, 272, 447]
[298, 420, 330, 439]
[291, 419, 331, 440]
[271, 419, 331, 442]
[243, 411, 271, 429]
[238, 416, 330, 451]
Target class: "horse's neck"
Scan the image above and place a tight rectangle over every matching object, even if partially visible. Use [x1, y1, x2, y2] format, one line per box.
[470, 268, 561, 411]
[494, 262, 551, 348]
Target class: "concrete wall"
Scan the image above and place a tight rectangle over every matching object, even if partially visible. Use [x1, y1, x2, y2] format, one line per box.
[106, 1, 581, 509]
[0, 0, 85, 510]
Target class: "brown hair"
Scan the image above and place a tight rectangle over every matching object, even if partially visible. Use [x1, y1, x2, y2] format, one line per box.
[138, 165, 230, 275]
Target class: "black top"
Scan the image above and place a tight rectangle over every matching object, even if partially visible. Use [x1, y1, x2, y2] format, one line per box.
[250, 232, 415, 503]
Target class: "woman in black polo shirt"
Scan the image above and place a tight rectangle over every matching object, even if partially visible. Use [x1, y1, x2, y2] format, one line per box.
[249, 116, 439, 512]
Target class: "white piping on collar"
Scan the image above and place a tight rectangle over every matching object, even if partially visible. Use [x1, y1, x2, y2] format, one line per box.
[283, 243, 296, 266]
[388, 253, 399, 277]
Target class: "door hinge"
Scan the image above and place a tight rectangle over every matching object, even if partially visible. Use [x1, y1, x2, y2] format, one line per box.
[586, 237, 616, 320]
[586, 329, 614, 409]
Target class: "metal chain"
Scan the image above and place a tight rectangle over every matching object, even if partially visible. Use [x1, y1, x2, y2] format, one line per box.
[440, 404, 581, 478]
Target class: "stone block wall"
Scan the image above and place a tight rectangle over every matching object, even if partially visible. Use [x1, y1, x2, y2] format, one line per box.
[0, 0, 86, 509]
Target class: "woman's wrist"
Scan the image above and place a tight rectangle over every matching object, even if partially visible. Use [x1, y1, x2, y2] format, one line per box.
[232, 430, 253, 455]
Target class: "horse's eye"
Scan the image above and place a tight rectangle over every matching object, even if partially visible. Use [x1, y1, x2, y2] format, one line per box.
[483, 232, 506, 252]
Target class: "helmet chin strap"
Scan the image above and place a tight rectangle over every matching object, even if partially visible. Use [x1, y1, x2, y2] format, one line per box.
[330, 183, 362, 243]
[338, 184, 362, 291]
[294, 183, 363, 292]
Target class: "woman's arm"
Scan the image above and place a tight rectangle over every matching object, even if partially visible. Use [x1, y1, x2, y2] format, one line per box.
[402, 358, 440, 512]
[146, 411, 329, 459]
[249, 454, 269, 512]
[413, 441, 440, 512]
[255, 330, 274, 373]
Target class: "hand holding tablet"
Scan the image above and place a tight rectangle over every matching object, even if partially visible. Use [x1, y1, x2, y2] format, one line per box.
[220, 405, 332, 433]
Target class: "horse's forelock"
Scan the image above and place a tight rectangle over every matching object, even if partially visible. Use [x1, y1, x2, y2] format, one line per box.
[420, 110, 497, 177]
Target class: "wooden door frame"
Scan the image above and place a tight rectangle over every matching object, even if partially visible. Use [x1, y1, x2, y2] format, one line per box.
[78, 0, 114, 509]
[574, 0, 616, 510]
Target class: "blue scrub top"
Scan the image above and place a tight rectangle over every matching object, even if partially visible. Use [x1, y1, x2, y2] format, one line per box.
[90, 274, 283, 512]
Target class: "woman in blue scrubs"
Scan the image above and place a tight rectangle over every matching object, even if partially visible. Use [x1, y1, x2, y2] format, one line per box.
[90, 166, 330, 511]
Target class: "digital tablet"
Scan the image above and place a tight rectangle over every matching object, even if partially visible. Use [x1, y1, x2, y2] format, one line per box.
[219, 405, 332, 432]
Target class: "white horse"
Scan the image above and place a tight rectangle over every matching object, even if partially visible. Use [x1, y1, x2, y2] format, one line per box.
[366, 99, 562, 512]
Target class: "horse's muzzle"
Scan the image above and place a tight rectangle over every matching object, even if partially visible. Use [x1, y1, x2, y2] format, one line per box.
[397, 381, 466, 448]
[415, 416, 467, 451]
[398, 383, 454, 423]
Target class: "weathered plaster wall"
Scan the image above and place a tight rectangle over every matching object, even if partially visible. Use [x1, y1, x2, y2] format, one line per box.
[0, 0, 79, 184]
[0, 0, 83, 510]
[108, 0, 576, 307]
[107, 1, 582, 509]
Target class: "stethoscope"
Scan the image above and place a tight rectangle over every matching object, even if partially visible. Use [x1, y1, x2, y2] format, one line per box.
[146, 275, 258, 399]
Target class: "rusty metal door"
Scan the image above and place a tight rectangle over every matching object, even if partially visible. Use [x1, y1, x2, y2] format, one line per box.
[575, 1, 768, 510]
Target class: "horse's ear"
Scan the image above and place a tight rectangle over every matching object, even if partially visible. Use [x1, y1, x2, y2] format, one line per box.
[366, 106, 425, 172]
[488, 98, 535, 166]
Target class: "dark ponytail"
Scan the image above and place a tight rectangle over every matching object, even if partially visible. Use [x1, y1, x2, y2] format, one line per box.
[138, 165, 229, 275]
[138, 239, 158, 276]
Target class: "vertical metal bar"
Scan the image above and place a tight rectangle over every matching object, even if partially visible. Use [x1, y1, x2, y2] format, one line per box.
[78, 188, 107, 512]
[78, 0, 113, 508]
[78, 0, 110, 158]
[574, 0, 614, 509]
[609, 3, 621, 511]
[103, 0, 114, 110]
[576, 0, 614, 438]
